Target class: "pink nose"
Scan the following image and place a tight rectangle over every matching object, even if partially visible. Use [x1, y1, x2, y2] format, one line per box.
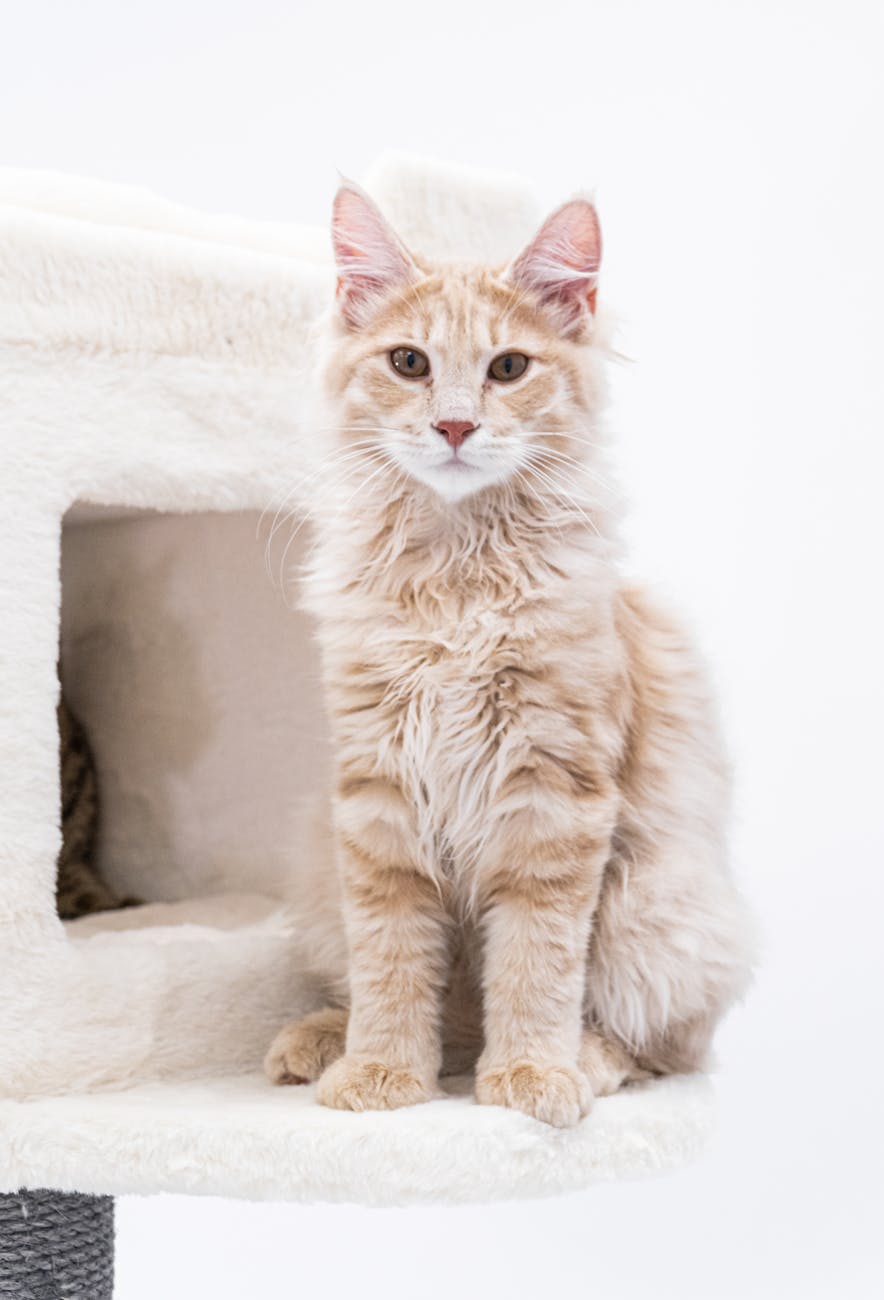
[434, 420, 477, 449]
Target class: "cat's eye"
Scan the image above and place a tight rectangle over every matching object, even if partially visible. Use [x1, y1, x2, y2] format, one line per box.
[488, 352, 529, 382]
[390, 346, 430, 379]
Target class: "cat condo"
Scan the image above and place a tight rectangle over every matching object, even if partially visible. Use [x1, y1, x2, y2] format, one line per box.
[0, 156, 712, 1231]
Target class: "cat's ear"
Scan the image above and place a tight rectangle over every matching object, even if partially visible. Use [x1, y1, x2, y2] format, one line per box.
[332, 180, 418, 327]
[507, 198, 602, 336]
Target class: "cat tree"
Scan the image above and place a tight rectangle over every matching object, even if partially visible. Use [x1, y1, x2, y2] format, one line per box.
[0, 154, 713, 1288]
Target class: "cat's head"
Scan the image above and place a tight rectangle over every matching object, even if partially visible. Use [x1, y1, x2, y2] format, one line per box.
[322, 181, 606, 506]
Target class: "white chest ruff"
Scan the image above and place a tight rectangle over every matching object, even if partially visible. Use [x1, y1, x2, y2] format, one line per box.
[369, 616, 523, 884]
[398, 673, 501, 875]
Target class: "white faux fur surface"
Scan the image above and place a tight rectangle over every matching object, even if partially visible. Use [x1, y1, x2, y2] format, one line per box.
[0, 1072, 713, 1205]
[0, 155, 714, 1200]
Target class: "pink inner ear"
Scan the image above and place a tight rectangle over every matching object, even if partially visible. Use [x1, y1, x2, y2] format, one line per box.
[509, 199, 602, 334]
[332, 182, 416, 326]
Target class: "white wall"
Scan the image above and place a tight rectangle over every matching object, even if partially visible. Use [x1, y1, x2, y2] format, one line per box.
[4, 1, 882, 1296]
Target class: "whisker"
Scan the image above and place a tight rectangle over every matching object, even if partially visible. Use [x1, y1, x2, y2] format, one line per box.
[279, 452, 399, 606]
[523, 444, 620, 497]
[519, 461, 604, 539]
[525, 429, 606, 447]
[275, 452, 392, 592]
[262, 442, 387, 566]
[261, 439, 386, 530]
[310, 425, 408, 437]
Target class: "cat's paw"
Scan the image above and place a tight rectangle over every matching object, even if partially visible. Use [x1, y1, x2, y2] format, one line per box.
[316, 1054, 434, 1112]
[264, 1007, 348, 1085]
[579, 1029, 652, 1097]
[475, 1060, 592, 1128]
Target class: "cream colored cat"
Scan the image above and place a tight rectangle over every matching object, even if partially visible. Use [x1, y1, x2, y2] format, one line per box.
[265, 182, 753, 1127]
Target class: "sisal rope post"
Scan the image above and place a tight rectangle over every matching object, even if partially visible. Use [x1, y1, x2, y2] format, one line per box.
[0, 1190, 114, 1299]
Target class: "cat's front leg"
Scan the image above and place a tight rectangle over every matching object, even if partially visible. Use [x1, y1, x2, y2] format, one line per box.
[316, 788, 450, 1113]
[475, 792, 615, 1128]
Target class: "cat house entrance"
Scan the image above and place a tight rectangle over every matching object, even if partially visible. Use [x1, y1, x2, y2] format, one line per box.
[59, 505, 329, 915]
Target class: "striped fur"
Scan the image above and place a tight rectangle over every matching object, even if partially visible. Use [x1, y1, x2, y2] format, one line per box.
[56, 695, 130, 921]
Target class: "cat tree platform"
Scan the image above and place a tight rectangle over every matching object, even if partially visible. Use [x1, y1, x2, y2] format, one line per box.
[0, 1062, 711, 1206]
[0, 156, 714, 1215]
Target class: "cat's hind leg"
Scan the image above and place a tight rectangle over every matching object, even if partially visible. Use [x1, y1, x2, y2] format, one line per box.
[264, 1007, 348, 1085]
[579, 1028, 653, 1097]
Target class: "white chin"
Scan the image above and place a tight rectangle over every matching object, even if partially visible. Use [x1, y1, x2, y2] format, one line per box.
[408, 460, 508, 503]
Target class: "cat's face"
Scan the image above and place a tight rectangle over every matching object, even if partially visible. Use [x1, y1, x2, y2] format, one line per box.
[324, 183, 603, 504]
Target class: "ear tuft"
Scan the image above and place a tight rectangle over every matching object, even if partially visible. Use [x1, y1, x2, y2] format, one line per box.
[332, 180, 417, 327]
[507, 199, 602, 336]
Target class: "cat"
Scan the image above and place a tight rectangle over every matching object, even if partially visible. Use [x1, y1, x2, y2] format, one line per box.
[264, 182, 754, 1127]
[56, 694, 133, 920]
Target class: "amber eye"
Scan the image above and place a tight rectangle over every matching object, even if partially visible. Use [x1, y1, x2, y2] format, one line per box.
[488, 352, 529, 382]
[390, 346, 430, 379]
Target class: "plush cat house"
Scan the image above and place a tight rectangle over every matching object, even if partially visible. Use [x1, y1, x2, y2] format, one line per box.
[0, 156, 712, 1209]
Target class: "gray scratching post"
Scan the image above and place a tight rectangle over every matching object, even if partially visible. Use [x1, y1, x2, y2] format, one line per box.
[0, 1191, 114, 1299]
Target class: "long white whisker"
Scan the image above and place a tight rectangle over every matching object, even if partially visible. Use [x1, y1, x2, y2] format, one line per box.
[310, 425, 409, 437]
[280, 453, 399, 607]
[263, 442, 387, 573]
[270, 451, 391, 591]
[525, 429, 606, 447]
[260, 438, 387, 541]
[520, 461, 603, 539]
[523, 444, 620, 497]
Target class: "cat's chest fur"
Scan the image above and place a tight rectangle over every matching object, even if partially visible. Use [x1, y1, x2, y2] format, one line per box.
[344, 604, 541, 874]
[315, 545, 621, 880]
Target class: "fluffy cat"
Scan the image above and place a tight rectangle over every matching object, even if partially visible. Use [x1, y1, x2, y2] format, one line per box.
[265, 183, 754, 1126]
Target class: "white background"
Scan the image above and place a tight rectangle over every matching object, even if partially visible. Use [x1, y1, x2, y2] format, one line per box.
[4, 1, 883, 1296]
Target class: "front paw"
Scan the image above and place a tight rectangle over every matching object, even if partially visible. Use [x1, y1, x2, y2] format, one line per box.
[475, 1061, 592, 1128]
[316, 1054, 434, 1112]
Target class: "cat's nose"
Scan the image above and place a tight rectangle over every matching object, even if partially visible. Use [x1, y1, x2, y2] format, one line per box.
[434, 420, 477, 449]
